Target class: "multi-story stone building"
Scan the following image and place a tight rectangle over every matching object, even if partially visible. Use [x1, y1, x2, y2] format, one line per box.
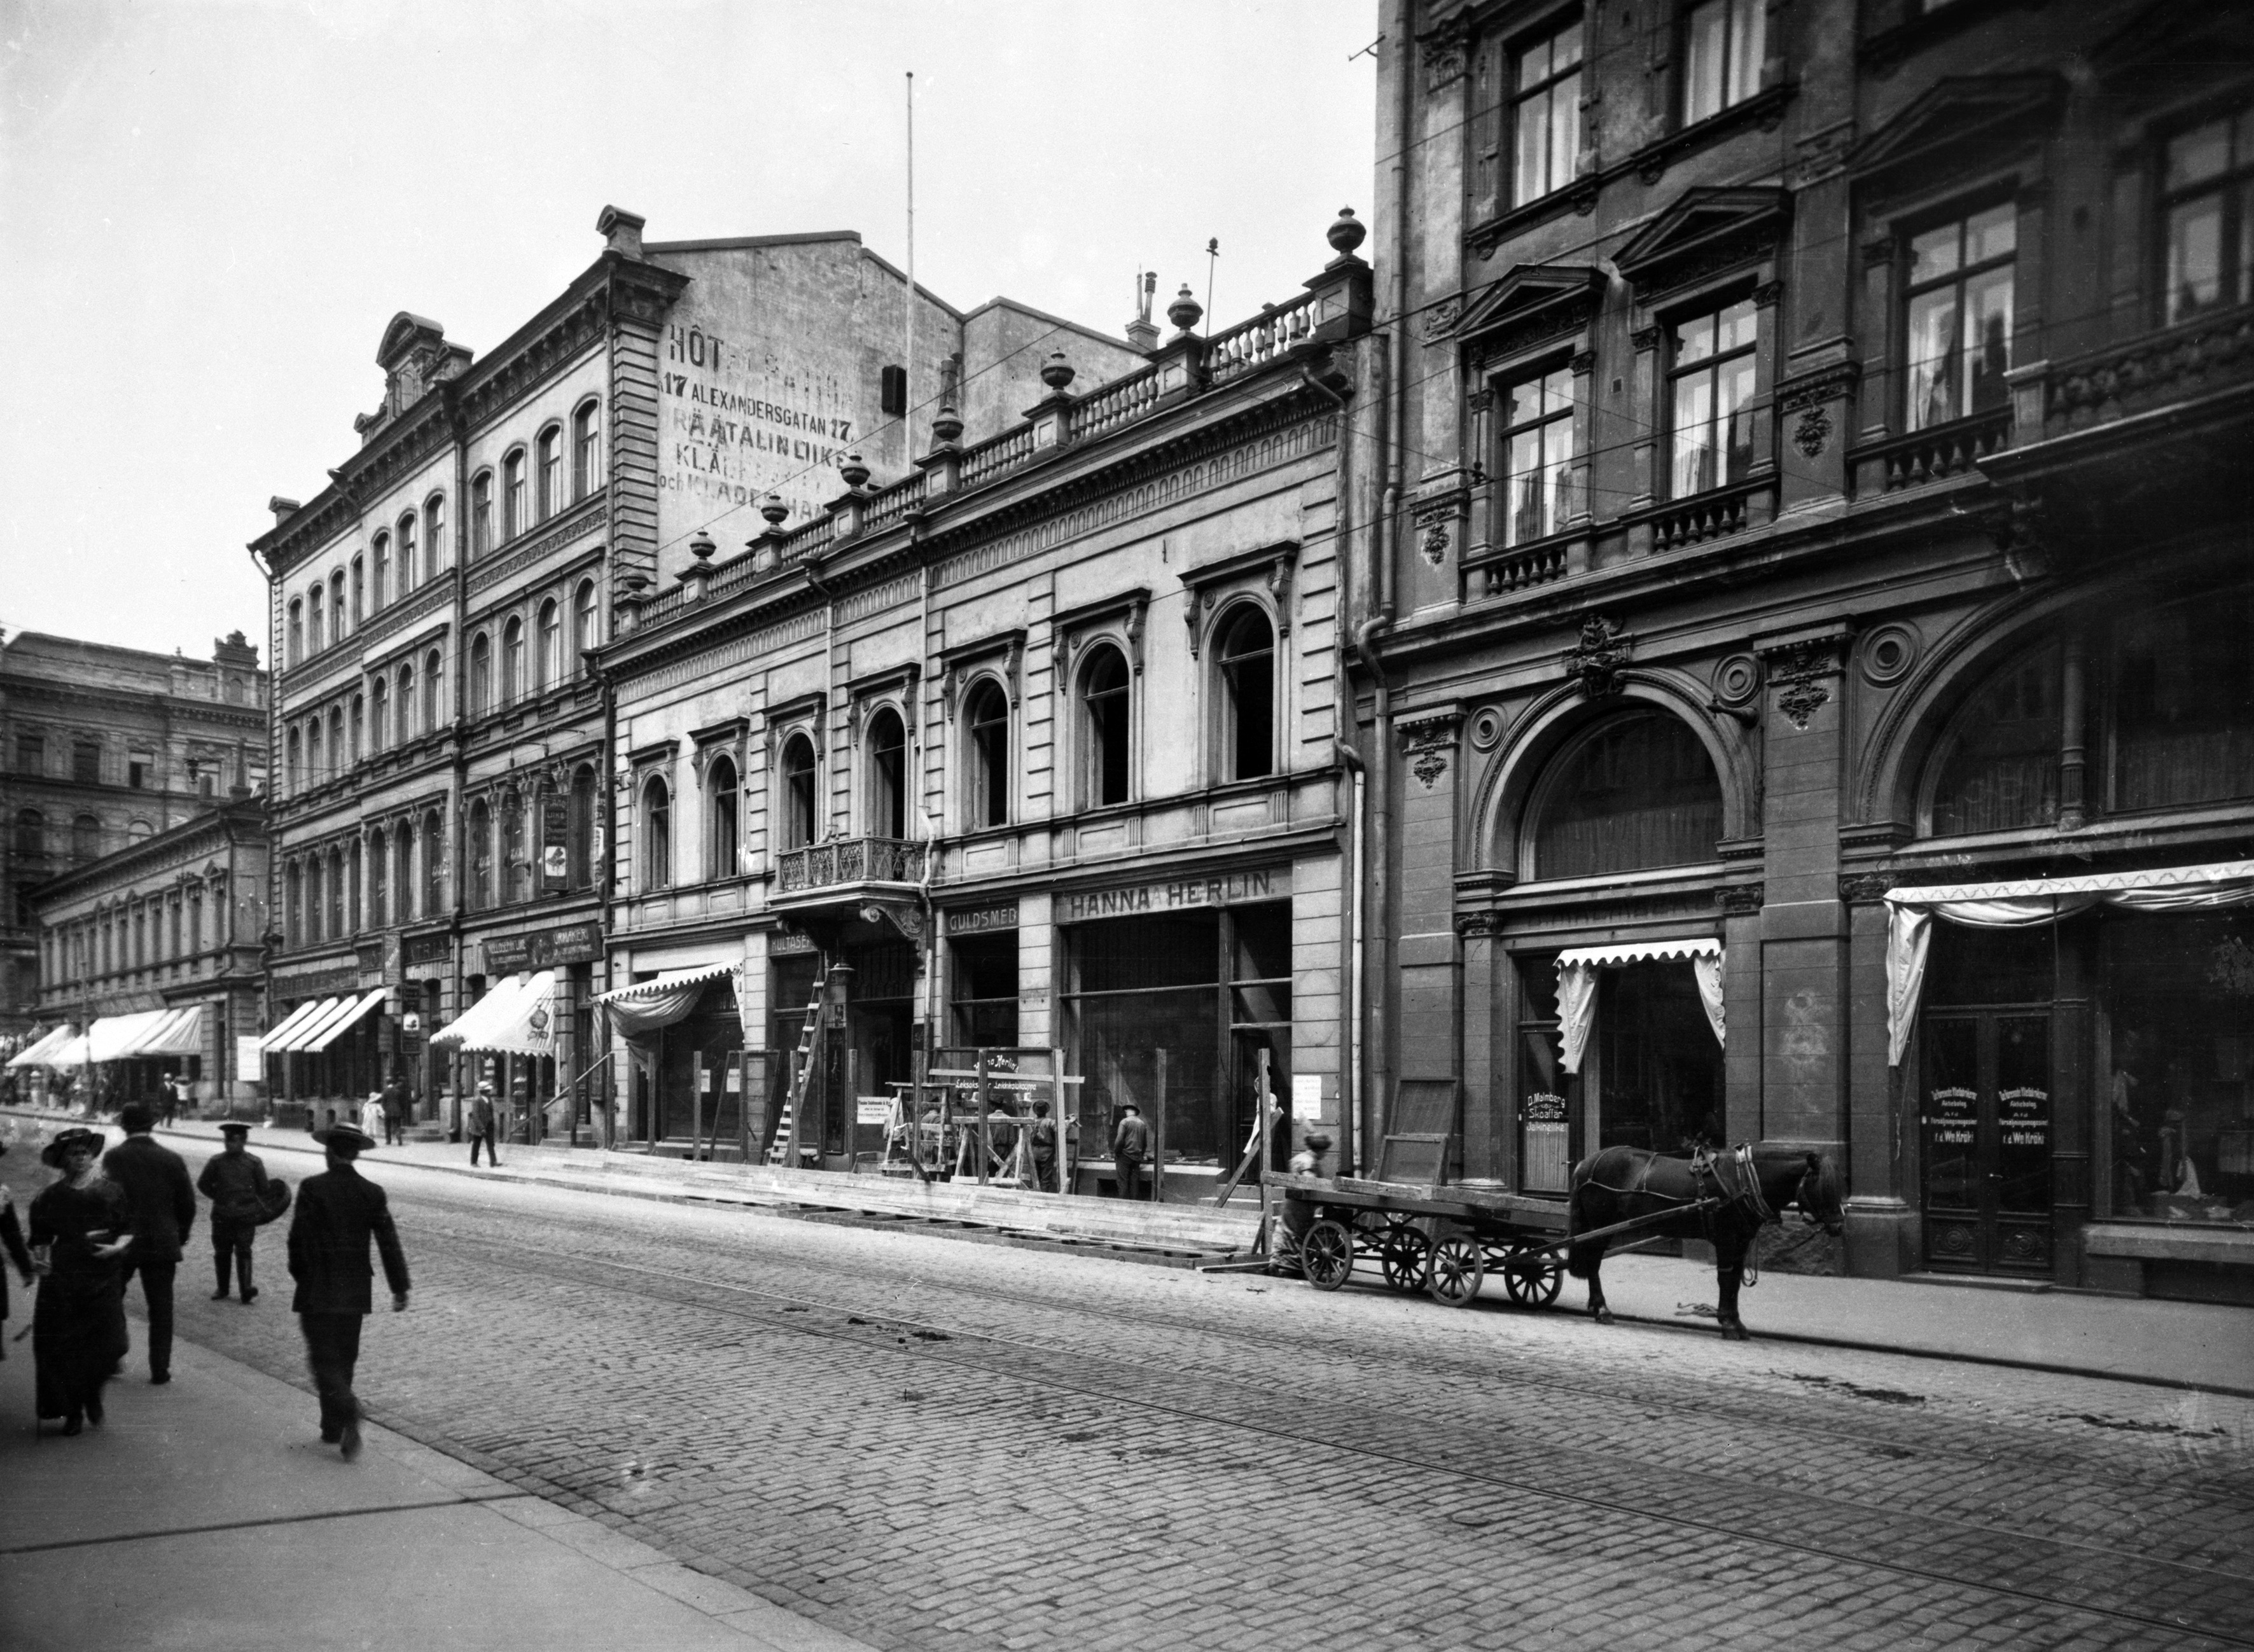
[1, 630, 267, 1040]
[251, 206, 1145, 1131]
[25, 799, 269, 1107]
[1364, 0, 2254, 1301]
[594, 221, 1374, 1190]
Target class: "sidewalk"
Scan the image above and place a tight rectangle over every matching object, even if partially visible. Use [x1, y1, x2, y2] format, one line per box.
[0, 1326, 880, 1651]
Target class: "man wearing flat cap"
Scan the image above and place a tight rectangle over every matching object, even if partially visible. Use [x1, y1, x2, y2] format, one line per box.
[103, 1102, 197, 1384]
[288, 1122, 410, 1459]
[197, 1123, 275, 1303]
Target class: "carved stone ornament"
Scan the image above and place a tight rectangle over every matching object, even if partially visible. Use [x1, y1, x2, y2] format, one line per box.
[1421, 520, 1450, 566]
[1564, 614, 1632, 698]
[1421, 297, 1463, 342]
[1398, 711, 1462, 791]
[1839, 872, 1895, 904]
[1792, 406, 1831, 459]
[1716, 882, 1765, 915]
[1413, 496, 1461, 568]
[1765, 640, 1840, 730]
[1454, 908, 1504, 938]
[1465, 387, 1494, 415]
[1631, 325, 1664, 353]
[1983, 495, 2052, 585]
[1421, 17, 1470, 90]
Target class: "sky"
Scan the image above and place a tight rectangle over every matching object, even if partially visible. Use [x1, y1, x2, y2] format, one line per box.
[0, 0, 1379, 662]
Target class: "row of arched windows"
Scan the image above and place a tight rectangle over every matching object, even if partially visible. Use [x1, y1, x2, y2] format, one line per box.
[283, 812, 443, 949]
[284, 648, 446, 793]
[13, 809, 108, 864]
[44, 879, 223, 985]
[465, 579, 599, 718]
[470, 399, 602, 557]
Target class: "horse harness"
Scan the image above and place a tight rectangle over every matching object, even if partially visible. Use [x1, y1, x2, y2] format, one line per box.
[1688, 1145, 1776, 1226]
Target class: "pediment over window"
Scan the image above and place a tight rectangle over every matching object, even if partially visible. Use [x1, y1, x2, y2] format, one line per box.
[1848, 74, 2064, 183]
[1614, 188, 1791, 298]
[1454, 264, 1606, 360]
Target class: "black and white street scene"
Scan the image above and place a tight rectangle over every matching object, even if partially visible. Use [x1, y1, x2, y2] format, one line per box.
[2, 2, 2251, 1648]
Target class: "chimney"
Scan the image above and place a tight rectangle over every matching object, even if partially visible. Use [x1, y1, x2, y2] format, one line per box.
[268, 497, 302, 527]
[598, 205, 646, 260]
[1126, 270, 1160, 352]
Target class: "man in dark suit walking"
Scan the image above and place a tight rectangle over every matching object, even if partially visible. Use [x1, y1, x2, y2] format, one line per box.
[103, 1102, 197, 1384]
[288, 1123, 410, 1459]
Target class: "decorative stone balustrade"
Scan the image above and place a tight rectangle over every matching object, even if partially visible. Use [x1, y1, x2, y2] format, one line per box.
[777, 835, 927, 894]
[1636, 477, 1773, 552]
[959, 426, 1037, 489]
[1470, 534, 1573, 597]
[1073, 364, 1163, 439]
[1202, 291, 1322, 385]
[2029, 303, 2254, 439]
[1850, 407, 2012, 496]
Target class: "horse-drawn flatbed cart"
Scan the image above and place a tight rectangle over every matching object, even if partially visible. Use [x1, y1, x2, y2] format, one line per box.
[1265, 1170, 1736, 1310]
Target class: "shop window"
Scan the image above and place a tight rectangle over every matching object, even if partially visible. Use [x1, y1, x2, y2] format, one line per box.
[964, 679, 1010, 827]
[1512, 15, 1582, 206]
[1080, 646, 1132, 807]
[866, 708, 907, 838]
[950, 932, 1020, 1046]
[502, 617, 525, 704]
[372, 534, 389, 609]
[573, 399, 602, 498]
[2161, 107, 2254, 324]
[1682, 0, 1764, 125]
[13, 809, 42, 857]
[1216, 607, 1275, 781]
[502, 786, 529, 903]
[537, 599, 562, 690]
[536, 425, 562, 521]
[568, 767, 596, 889]
[1668, 297, 1757, 497]
[503, 448, 527, 539]
[1499, 362, 1578, 546]
[2111, 595, 2254, 812]
[471, 470, 494, 557]
[573, 578, 597, 666]
[1530, 711, 1723, 878]
[1927, 644, 2059, 836]
[781, 735, 817, 849]
[707, 754, 739, 880]
[469, 798, 493, 910]
[469, 632, 492, 716]
[370, 677, 389, 752]
[1903, 202, 2015, 431]
[643, 776, 672, 889]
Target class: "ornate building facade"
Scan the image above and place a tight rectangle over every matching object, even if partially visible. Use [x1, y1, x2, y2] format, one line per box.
[1361, 0, 2254, 1301]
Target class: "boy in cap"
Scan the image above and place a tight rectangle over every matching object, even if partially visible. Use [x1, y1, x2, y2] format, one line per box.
[288, 1122, 410, 1459]
[197, 1123, 274, 1303]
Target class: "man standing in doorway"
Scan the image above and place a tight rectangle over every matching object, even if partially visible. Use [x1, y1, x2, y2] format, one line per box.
[288, 1122, 410, 1459]
[103, 1102, 196, 1384]
[1112, 1102, 1152, 1202]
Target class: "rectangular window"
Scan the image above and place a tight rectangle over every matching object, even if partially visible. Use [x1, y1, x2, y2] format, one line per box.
[1512, 18, 1583, 207]
[880, 364, 908, 417]
[1499, 364, 1578, 545]
[1683, 0, 1764, 125]
[2162, 108, 2254, 324]
[13, 733, 43, 775]
[1667, 298, 1757, 497]
[1903, 202, 2015, 431]
[72, 741, 101, 786]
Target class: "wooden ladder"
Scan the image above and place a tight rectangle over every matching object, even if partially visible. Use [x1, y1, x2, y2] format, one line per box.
[764, 978, 826, 1166]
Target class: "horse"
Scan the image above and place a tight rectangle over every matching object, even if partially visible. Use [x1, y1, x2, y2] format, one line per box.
[1566, 1142, 1844, 1340]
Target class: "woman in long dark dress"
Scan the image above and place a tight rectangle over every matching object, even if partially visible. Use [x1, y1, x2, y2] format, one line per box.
[27, 1127, 132, 1436]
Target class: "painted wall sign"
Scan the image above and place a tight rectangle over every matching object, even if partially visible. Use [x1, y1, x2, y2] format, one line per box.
[658, 319, 852, 533]
[944, 903, 1019, 935]
[402, 932, 451, 967]
[275, 964, 359, 999]
[1056, 866, 1290, 924]
[541, 795, 569, 894]
[483, 920, 602, 975]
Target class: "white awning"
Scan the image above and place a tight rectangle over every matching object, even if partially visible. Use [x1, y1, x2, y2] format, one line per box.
[270, 996, 352, 1053]
[300, 989, 387, 1053]
[594, 962, 736, 1004]
[88, 1009, 202, 1064]
[256, 998, 331, 1054]
[6, 1025, 78, 1069]
[1884, 859, 2254, 906]
[1555, 937, 1722, 968]
[431, 971, 557, 1056]
[45, 1034, 89, 1067]
[128, 1006, 205, 1059]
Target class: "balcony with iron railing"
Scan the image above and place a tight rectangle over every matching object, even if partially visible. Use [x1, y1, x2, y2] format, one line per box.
[776, 835, 928, 898]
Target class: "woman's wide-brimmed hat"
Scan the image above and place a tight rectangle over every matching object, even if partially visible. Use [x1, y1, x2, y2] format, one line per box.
[311, 1123, 378, 1155]
[41, 1127, 106, 1167]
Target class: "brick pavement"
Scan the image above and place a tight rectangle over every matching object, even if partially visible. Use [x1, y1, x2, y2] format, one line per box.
[6, 1144, 2249, 1652]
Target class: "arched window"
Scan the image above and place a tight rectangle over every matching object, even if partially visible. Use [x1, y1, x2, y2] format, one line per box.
[470, 470, 494, 557]
[573, 399, 602, 498]
[398, 511, 419, 591]
[866, 709, 907, 838]
[395, 824, 416, 924]
[422, 808, 445, 913]
[127, 819, 153, 843]
[396, 663, 415, 742]
[12, 809, 41, 858]
[469, 632, 492, 717]
[965, 681, 1010, 828]
[330, 571, 346, 637]
[468, 798, 493, 910]
[328, 847, 345, 938]
[536, 425, 562, 520]
[644, 776, 672, 888]
[425, 494, 445, 576]
[307, 585, 324, 654]
[1216, 608, 1275, 781]
[537, 599, 561, 690]
[351, 555, 365, 627]
[372, 533, 390, 609]
[781, 735, 817, 849]
[345, 838, 361, 933]
[707, 755, 739, 880]
[1080, 645, 1131, 806]
[1927, 644, 2059, 836]
[503, 448, 527, 539]
[1529, 711, 1725, 879]
[572, 578, 597, 667]
[285, 726, 301, 789]
[328, 706, 344, 775]
[307, 716, 323, 783]
[287, 600, 303, 665]
[502, 617, 525, 703]
[286, 861, 303, 947]
[501, 786, 528, 903]
[568, 765, 596, 889]
[349, 693, 365, 763]
[369, 826, 389, 927]
[370, 677, 389, 753]
[424, 648, 443, 731]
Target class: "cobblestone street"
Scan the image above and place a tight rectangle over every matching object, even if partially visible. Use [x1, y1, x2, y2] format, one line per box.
[13, 1144, 2252, 1652]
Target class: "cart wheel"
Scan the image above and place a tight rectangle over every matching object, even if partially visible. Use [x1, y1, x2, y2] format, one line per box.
[1379, 1226, 1432, 1293]
[1426, 1234, 1485, 1307]
[1502, 1252, 1563, 1308]
[1302, 1219, 1355, 1292]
